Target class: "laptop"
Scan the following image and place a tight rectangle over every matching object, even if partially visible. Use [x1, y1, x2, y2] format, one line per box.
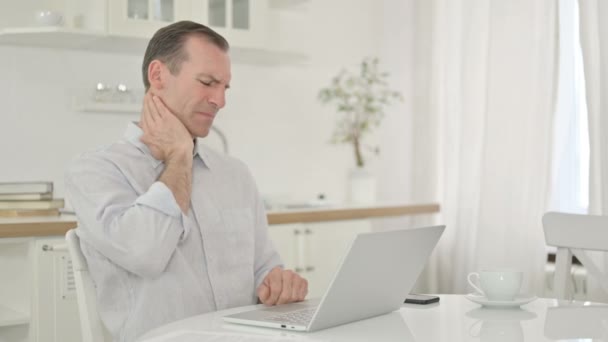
[223, 225, 445, 332]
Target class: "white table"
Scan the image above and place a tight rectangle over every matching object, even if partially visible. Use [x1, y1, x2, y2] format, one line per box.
[137, 295, 608, 342]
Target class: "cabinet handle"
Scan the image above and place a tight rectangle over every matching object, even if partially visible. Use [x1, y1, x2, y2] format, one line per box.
[42, 244, 67, 252]
[305, 266, 315, 272]
[295, 267, 304, 273]
[294, 229, 301, 235]
[305, 228, 312, 235]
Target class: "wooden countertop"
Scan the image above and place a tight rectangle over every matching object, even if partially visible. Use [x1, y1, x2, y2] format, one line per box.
[0, 203, 439, 238]
[266, 203, 439, 224]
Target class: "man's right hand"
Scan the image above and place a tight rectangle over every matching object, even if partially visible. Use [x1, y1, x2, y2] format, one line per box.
[140, 93, 194, 213]
[140, 93, 193, 162]
[258, 267, 308, 305]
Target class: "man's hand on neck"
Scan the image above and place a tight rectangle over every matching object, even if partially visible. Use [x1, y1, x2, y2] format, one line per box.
[140, 93, 193, 213]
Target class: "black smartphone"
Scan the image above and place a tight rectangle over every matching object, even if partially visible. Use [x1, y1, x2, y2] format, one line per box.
[404, 294, 440, 305]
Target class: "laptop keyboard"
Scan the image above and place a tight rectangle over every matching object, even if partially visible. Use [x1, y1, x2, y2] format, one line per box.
[266, 307, 317, 325]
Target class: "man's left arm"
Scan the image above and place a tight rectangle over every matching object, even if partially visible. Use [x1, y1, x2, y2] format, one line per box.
[251, 184, 282, 289]
[250, 183, 308, 305]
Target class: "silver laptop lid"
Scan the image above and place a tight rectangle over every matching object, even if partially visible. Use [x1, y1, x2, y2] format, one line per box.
[308, 225, 445, 331]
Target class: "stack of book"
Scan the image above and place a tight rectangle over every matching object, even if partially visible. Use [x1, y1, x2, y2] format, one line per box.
[0, 181, 65, 217]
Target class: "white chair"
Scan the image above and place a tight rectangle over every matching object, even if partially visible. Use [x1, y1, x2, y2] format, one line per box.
[65, 229, 110, 342]
[542, 212, 608, 300]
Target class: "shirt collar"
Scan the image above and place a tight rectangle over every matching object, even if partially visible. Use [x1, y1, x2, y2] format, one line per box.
[194, 139, 213, 169]
[123, 122, 212, 169]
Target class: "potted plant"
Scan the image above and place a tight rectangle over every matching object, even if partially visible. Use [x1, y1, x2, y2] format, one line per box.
[318, 57, 402, 203]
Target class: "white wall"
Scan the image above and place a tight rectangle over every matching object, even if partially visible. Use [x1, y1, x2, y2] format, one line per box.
[0, 1, 417, 209]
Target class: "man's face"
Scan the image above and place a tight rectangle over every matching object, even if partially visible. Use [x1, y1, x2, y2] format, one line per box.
[157, 36, 231, 138]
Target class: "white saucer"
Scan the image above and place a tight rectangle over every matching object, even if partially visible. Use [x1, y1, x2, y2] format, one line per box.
[465, 293, 537, 308]
[466, 307, 537, 321]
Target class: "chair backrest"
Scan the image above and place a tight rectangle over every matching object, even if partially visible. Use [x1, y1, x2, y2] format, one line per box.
[65, 229, 109, 342]
[542, 212, 608, 300]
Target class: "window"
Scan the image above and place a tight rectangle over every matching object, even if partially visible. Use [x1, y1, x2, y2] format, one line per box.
[549, 0, 589, 215]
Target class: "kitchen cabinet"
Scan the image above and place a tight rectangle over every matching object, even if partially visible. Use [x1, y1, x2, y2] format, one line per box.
[191, 0, 268, 49]
[0, 236, 79, 342]
[108, 0, 192, 38]
[30, 238, 81, 342]
[0, 1, 307, 64]
[108, 0, 267, 49]
[268, 220, 372, 298]
[0, 239, 30, 342]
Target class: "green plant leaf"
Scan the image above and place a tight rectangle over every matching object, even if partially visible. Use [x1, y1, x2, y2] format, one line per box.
[317, 57, 403, 166]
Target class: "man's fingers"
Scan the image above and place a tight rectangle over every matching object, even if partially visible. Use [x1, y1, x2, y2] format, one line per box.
[264, 268, 283, 305]
[143, 94, 157, 124]
[298, 278, 308, 301]
[152, 95, 170, 118]
[257, 283, 270, 304]
[267, 270, 283, 305]
[259, 268, 307, 306]
[141, 97, 152, 130]
[277, 271, 294, 305]
[138, 93, 194, 163]
[140, 113, 149, 133]
[291, 277, 300, 301]
[148, 95, 162, 121]
[289, 274, 307, 302]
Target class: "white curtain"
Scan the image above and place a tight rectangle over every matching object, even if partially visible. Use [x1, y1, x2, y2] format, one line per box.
[414, 0, 559, 295]
[578, 0, 608, 301]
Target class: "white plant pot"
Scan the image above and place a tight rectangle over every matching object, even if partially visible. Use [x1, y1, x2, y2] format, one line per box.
[348, 168, 377, 205]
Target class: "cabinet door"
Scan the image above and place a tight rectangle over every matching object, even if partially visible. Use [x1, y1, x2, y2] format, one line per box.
[0, 239, 30, 342]
[190, 0, 268, 48]
[304, 220, 372, 298]
[108, 0, 192, 38]
[31, 238, 81, 342]
[267, 223, 300, 271]
[268, 221, 372, 299]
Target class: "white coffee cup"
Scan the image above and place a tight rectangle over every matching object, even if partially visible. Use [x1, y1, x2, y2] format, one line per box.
[35, 10, 64, 26]
[467, 270, 523, 301]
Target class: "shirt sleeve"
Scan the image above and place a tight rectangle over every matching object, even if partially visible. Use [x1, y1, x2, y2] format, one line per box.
[249, 175, 283, 290]
[135, 182, 183, 217]
[66, 155, 189, 279]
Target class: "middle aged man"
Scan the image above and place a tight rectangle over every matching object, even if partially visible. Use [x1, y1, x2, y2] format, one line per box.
[65, 21, 307, 341]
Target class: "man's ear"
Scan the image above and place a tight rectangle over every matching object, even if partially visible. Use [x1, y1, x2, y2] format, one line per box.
[147, 60, 165, 91]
